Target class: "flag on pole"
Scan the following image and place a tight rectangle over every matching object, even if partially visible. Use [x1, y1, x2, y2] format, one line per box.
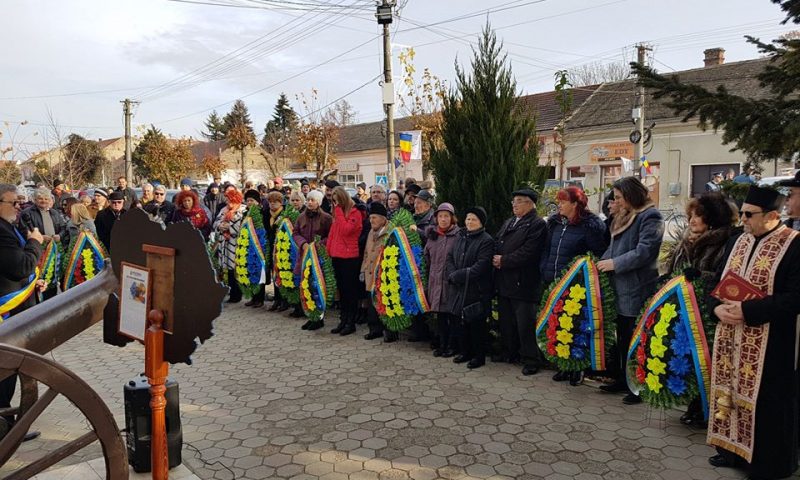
[641, 156, 652, 175]
[399, 130, 422, 164]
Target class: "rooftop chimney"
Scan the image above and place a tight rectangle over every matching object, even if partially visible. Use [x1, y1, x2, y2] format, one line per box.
[703, 48, 725, 67]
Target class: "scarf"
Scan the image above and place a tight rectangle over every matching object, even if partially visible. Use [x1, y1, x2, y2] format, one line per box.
[224, 203, 241, 222]
[610, 201, 655, 237]
[177, 207, 207, 228]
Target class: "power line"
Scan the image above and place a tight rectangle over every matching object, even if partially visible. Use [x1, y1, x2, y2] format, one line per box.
[298, 73, 381, 120]
[151, 33, 381, 124]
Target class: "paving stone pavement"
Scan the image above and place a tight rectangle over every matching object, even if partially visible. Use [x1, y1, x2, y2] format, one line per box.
[1, 299, 760, 479]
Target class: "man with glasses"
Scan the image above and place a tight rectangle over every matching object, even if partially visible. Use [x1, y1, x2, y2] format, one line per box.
[369, 184, 387, 208]
[492, 188, 547, 376]
[0, 183, 43, 442]
[96, 191, 127, 252]
[707, 184, 800, 480]
[144, 185, 175, 225]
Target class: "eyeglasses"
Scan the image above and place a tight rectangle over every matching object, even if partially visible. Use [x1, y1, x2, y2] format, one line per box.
[0, 200, 20, 207]
[739, 210, 770, 218]
[154, 192, 165, 196]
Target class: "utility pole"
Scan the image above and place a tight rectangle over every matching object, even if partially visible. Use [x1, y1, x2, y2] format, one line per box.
[377, 0, 396, 190]
[632, 44, 651, 178]
[121, 98, 139, 183]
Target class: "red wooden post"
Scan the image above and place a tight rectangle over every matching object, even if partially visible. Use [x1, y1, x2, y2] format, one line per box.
[145, 309, 169, 480]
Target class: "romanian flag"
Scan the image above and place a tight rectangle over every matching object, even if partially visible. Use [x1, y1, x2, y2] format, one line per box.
[399, 132, 413, 164]
[641, 156, 652, 175]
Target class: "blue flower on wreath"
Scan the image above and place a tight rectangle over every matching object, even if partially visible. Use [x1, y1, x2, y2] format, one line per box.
[671, 327, 692, 357]
[573, 331, 589, 348]
[666, 375, 687, 396]
[573, 347, 586, 360]
[668, 355, 690, 376]
[579, 318, 592, 333]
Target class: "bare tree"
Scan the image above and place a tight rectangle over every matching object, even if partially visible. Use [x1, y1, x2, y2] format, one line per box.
[568, 61, 631, 86]
[321, 99, 357, 127]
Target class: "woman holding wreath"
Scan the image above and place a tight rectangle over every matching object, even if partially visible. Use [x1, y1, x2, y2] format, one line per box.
[540, 187, 607, 385]
[597, 177, 664, 405]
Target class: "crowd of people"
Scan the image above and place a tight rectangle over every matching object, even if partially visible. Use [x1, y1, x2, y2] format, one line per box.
[2, 168, 800, 479]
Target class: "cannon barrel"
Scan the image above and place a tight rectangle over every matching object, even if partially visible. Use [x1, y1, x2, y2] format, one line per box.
[0, 263, 118, 355]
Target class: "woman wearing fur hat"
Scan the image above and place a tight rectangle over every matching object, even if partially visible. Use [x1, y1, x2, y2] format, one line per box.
[664, 192, 739, 427]
[445, 207, 495, 369]
[424, 202, 461, 356]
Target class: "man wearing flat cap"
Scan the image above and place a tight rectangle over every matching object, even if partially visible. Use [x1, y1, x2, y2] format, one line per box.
[96, 191, 127, 252]
[321, 179, 339, 215]
[706, 184, 800, 479]
[778, 170, 800, 231]
[492, 188, 547, 375]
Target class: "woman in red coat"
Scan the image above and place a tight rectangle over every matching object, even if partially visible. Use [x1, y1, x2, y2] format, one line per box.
[326, 186, 365, 336]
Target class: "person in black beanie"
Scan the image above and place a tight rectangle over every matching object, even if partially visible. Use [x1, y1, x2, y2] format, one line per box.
[322, 179, 340, 215]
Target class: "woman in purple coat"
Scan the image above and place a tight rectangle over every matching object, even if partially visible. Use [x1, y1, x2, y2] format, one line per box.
[423, 203, 461, 357]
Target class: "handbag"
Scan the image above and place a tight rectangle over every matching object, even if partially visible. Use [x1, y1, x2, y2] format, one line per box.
[460, 269, 484, 323]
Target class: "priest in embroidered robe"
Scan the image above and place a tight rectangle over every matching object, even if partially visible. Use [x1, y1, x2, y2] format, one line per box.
[707, 185, 800, 480]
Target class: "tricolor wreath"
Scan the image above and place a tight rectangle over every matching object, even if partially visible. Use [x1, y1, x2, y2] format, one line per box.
[235, 205, 268, 298]
[371, 209, 429, 332]
[273, 206, 301, 305]
[38, 239, 62, 291]
[535, 255, 616, 372]
[626, 273, 714, 417]
[61, 231, 107, 290]
[299, 238, 336, 323]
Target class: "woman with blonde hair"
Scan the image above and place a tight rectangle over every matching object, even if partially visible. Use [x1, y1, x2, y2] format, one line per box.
[69, 203, 97, 238]
[289, 190, 306, 213]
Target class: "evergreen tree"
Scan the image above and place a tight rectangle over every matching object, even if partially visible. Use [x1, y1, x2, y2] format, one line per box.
[202, 110, 227, 141]
[632, 0, 800, 164]
[62, 134, 104, 187]
[223, 99, 254, 135]
[429, 25, 548, 233]
[262, 93, 298, 154]
[133, 125, 166, 178]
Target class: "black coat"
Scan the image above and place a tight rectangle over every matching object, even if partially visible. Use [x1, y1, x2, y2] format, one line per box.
[203, 193, 225, 218]
[116, 187, 138, 210]
[144, 200, 175, 225]
[0, 218, 43, 315]
[494, 211, 547, 302]
[95, 208, 126, 252]
[540, 212, 607, 284]
[444, 228, 495, 316]
[17, 206, 70, 248]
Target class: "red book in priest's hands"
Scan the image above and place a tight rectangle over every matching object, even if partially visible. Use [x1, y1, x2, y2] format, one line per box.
[710, 270, 766, 302]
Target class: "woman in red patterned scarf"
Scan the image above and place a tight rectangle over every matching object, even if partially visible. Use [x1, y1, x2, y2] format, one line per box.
[169, 190, 211, 240]
[213, 185, 246, 303]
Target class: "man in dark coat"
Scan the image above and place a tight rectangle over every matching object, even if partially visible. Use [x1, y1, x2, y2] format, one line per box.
[0, 183, 43, 442]
[144, 184, 176, 225]
[778, 170, 800, 231]
[51, 179, 67, 213]
[707, 185, 800, 480]
[115, 177, 138, 210]
[203, 183, 225, 218]
[18, 188, 70, 301]
[96, 191, 127, 252]
[493, 188, 547, 375]
[321, 179, 339, 215]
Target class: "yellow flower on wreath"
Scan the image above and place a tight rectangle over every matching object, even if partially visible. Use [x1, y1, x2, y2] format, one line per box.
[556, 343, 571, 359]
[654, 319, 669, 338]
[564, 298, 581, 316]
[645, 373, 663, 393]
[646, 357, 667, 376]
[556, 329, 573, 345]
[568, 284, 586, 301]
[649, 336, 668, 358]
[558, 314, 573, 330]
[659, 303, 677, 322]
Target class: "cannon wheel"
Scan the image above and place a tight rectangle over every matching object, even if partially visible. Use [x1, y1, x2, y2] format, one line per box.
[0, 344, 128, 480]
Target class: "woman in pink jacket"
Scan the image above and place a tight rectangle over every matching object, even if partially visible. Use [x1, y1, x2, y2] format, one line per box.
[326, 186, 365, 336]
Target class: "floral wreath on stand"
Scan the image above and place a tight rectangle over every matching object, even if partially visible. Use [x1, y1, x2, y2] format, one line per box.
[371, 209, 429, 332]
[273, 206, 301, 305]
[626, 271, 714, 418]
[61, 231, 107, 290]
[299, 237, 336, 323]
[38, 239, 63, 291]
[535, 255, 616, 372]
[235, 204, 268, 299]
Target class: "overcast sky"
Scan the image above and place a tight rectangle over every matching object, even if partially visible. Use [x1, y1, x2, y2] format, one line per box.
[1, 0, 793, 158]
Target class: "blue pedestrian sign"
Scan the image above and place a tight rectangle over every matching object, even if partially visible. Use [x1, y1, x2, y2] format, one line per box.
[375, 175, 388, 185]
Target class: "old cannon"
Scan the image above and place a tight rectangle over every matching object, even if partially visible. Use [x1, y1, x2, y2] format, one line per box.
[0, 264, 128, 479]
